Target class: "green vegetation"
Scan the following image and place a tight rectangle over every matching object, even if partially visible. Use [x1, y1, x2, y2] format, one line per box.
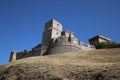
[96, 41, 118, 49]
[50, 76, 62, 80]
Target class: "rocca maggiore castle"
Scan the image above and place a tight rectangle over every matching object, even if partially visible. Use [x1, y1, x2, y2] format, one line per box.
[9, 19, 95, 62]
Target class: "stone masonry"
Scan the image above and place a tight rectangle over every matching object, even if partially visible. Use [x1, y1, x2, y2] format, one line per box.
[9, 19, 95, 62]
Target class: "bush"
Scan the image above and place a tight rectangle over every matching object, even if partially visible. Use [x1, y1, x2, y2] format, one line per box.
[96, 41, 117, 49]
[50, 76, 62, 80]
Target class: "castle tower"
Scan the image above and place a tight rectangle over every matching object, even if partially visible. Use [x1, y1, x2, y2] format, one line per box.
[9, 51, 17, 62]
[41, 19, 63, 55]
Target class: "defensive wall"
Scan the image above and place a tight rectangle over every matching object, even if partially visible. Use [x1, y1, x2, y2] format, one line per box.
[9, 19, 95, 62]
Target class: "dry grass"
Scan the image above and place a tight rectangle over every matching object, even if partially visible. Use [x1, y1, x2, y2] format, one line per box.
[0, 48, 120, 80]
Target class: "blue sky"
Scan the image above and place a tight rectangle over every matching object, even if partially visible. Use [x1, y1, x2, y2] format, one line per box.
[0, 0, 120, 65]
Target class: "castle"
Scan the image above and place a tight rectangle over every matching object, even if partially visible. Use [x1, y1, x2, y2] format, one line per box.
[9, 19, 95, 62]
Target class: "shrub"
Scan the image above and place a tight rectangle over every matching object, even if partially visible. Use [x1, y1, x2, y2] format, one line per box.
[94, 73, 105, 80]
[96, 41, 118, 49]
[50, 76, 62, 80]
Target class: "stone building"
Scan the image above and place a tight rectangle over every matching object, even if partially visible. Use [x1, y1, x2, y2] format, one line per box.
[89, 35, 111, 46]
[9, 19, 95, 62]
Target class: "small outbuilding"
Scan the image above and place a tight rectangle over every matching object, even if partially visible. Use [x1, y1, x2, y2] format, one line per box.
[89, 35, 111, 46]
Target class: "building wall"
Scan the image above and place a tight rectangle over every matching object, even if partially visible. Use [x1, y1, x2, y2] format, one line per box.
[46, 36, 81, 55]
[42, 30, 52, 45]
[16, 49, 41, 60]
[89, 38, 99, 46]
[41, 19, 63, 55]
[9, 49, 41, 61]
[9, 51, 17, 61]
[51, 29, 61, 39]
[89, 35, 111, 46]
[62, 30, 74, 37]
[99, 38, 109, 43]
[80, 43, 95, 50]
[46, 45, 81, 55]
[89, 37, 110, 46]
[46, 36, 95, 55]
[52, 20, 62, 31]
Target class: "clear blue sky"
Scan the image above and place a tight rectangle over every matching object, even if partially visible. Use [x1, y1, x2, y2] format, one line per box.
[0, 0, 120, 65]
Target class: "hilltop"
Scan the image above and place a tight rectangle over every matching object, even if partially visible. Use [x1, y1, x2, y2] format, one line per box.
[0, 48, 120, 80]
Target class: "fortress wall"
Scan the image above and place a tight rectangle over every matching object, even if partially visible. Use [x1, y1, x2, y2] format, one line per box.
[46, 45, 81, 55]
[46, 36, 95, 55]
[81, 44, 95, 50]
[80, 43, 95, 50]
[53, 36, 81, 47]
[15, 49, 41, 60]
[46, 36, 81, 55]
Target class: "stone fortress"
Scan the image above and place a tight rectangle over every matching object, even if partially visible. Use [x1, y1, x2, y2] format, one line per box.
[9, 19, 95, 62]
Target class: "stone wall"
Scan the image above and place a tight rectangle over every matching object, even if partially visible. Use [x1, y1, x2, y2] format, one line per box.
[9, 51, 17, 61]
[16, 49, 41, 60]
[42, 19, 63, 55]
[81, 44, 95, 50]
[9, 48, 41, 61]
[45, 34, 95, 55]
[46, 45, 81, 55]
[45, 36, 82, 55]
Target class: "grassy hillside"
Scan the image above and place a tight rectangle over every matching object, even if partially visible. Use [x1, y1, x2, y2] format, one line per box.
[0, 48, 120, 80]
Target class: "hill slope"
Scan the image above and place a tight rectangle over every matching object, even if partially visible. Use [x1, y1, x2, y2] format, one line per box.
[0, 48, 120, 80]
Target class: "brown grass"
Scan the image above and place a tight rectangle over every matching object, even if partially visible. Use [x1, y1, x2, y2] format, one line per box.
[0, 48, 120, 80]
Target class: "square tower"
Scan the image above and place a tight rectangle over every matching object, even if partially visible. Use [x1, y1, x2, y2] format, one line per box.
[42, 19, 62, 45]
[41, 19, 63, 54]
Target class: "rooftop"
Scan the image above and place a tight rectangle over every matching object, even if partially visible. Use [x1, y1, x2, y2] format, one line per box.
[89, 35, 111, 41]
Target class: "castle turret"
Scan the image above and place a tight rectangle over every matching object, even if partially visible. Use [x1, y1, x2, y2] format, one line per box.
[41, 19, 63, 55]
[9, 51, 17, 62]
